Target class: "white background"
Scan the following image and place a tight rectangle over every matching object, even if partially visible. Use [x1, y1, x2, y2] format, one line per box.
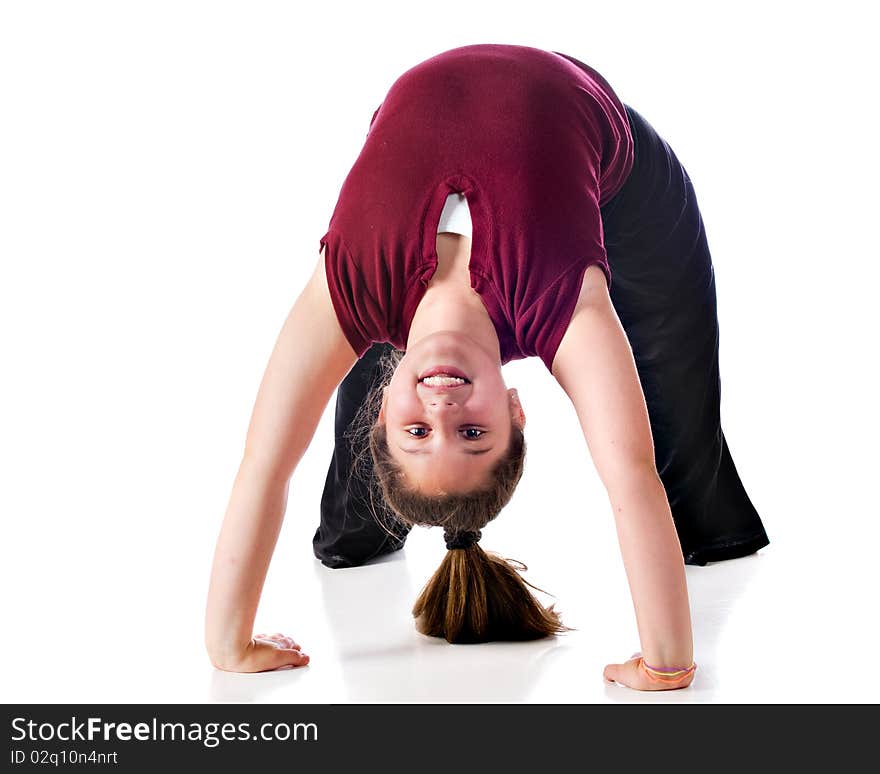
[1, 0, 877, 703]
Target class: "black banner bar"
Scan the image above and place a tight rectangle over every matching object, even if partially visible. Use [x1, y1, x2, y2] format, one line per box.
[2, 704, 872, 768]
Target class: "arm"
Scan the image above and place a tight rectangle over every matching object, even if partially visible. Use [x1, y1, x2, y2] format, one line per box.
[205, 247, 358, 671]
[551, 265, 695, 690]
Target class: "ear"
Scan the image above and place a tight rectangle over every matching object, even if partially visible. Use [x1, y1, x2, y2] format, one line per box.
[508, 388, 526, 430]
[377, 386, 389, 425]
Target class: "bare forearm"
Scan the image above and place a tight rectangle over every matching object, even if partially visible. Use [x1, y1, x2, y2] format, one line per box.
[608, 470, 694, 667]
[204, 457, 290, 661]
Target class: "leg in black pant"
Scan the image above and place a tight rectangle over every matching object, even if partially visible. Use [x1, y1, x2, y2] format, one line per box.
[313, 341, 412, 568]
[600, 104, 770, 565]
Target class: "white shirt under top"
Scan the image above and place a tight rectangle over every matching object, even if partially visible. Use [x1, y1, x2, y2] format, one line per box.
[437, 192, 472, 238]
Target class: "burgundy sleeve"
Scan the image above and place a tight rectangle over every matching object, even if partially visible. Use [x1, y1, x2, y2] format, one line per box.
[517, 258, 612, 373]
[319, 230, 374, 359]
[367, 102, 383, 135]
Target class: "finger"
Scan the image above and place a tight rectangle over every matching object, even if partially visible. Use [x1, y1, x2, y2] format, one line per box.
[254, 636, 295, 649]
[261, 633, 301, 649]
[250, 642, 307, 672]
[603, 662, 625, 683]
[264, 647, 310, 671]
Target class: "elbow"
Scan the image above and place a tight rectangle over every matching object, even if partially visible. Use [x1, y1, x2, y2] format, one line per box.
[602, 459, 664, 502]
[238, 449, 294, 490]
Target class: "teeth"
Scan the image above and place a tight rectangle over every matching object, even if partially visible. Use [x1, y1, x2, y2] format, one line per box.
[421, 375, 467, 386]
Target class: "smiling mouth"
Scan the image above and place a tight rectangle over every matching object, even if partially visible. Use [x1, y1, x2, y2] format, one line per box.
[419, 374, 470, 387]
[418, 365, 471, 383]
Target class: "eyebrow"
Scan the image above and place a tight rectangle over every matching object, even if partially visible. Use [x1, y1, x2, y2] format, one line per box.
[396, 445, 494, 456]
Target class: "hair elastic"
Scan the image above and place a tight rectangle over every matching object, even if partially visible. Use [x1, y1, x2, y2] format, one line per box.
[443, 528, 482, 550]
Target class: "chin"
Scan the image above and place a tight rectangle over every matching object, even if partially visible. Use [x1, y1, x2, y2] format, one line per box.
[420, 330, 471, 345]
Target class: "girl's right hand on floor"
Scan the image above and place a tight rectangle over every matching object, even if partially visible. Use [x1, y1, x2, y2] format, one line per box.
[211, 633, 310, 673]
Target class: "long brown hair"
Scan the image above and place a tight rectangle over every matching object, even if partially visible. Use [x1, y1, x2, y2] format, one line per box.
[347, 347, 574, 643]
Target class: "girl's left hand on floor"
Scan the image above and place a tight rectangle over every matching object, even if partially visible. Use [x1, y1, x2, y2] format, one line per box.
[603, 652, 696, 691]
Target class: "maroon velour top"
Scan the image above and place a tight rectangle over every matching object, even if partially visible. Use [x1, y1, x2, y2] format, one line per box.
[319, 43, 633, 371]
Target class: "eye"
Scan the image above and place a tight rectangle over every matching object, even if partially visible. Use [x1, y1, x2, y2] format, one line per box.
[404, 426, 485, 439]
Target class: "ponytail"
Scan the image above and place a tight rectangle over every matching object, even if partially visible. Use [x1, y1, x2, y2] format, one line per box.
[412, 532, 573, 643]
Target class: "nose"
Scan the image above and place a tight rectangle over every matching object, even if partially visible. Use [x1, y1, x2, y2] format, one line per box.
[424, 395, 461, 411]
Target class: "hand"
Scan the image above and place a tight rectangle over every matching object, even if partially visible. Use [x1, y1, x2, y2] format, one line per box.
[603, 652, 695, 691]
[210, 633, 311, 673]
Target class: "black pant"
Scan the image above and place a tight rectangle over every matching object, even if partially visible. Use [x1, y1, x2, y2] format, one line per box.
[313, 103, 770, 568]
